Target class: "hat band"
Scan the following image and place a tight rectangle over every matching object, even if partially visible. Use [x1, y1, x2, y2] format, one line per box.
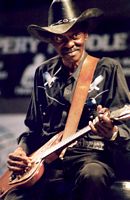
[50, 18, 77, 26]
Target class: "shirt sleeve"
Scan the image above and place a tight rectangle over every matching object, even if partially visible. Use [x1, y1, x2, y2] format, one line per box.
[103, 58, 130, 141]
[17, 67, 47, 155]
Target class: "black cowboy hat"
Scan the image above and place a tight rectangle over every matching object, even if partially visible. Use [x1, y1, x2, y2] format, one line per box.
[28, 0, 103, 43]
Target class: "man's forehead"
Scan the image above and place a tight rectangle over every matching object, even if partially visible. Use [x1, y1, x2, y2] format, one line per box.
[56, 28, 82, 37]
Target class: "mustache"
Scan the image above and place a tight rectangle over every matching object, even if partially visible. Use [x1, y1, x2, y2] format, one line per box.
[61, 47, 79, 55]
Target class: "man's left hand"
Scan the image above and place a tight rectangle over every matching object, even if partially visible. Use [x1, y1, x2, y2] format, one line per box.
[89, 105, 118, 140]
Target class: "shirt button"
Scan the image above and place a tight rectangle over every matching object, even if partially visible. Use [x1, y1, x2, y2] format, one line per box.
[66, 90, 70, 94]
[64, 89, 70, 95]
[43, 112, 46, 115]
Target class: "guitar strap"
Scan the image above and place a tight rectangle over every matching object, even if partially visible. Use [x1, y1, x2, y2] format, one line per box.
[60, 54, 99, 148]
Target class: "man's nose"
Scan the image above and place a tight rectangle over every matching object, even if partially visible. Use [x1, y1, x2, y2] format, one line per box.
[64, 38, 75, 48]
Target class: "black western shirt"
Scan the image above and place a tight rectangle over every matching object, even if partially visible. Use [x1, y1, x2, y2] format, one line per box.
[18, 55, 130, 155]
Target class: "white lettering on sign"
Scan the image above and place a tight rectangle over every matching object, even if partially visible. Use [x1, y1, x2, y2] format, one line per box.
[86, 32, 128, 51]
[0, 62, 8, 80]
[0, 37, 39, 54]
[0, 32, 129, 55]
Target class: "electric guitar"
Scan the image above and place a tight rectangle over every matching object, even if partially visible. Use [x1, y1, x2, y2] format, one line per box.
[0, 105, 130, 199]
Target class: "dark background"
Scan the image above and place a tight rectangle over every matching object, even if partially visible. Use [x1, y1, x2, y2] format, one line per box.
[0, 0, 130, 176]
[0, 0, 130, 113]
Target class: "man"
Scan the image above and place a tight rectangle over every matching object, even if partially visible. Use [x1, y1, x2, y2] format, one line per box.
[4, 0, 130, 200]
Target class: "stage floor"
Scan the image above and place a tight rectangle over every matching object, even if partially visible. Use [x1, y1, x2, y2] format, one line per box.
[0, 114, 26, 175]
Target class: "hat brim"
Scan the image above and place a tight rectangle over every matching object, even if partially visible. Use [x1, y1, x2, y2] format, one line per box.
[27, 8, 103, 43]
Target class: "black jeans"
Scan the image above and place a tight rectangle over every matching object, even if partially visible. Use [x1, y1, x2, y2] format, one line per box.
[4, 147, 115, 200]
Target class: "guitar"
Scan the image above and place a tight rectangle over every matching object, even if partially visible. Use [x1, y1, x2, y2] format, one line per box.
[0, 104, 130, 199]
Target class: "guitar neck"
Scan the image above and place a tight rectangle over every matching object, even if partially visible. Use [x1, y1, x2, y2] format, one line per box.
[39, 125, 91, 161]
[35, 104, 130, 163]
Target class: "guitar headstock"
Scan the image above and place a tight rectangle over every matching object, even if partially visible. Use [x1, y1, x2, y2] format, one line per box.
[110, 105, 130, 121]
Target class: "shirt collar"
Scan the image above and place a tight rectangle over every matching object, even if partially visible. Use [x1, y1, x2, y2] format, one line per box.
[69, 52, 87, 81]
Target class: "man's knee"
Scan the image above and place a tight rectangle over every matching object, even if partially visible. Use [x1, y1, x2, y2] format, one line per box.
[78, 162, 107, 184]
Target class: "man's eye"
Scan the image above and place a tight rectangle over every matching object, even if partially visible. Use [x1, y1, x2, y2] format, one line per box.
[72, 32, 81, 39]
[54, 35, 64, 43]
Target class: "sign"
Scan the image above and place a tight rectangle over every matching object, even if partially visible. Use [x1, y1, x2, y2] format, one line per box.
[0, 31, 130, 97]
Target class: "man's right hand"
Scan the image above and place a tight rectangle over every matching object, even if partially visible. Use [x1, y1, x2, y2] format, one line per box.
[7, 147, 32, 173]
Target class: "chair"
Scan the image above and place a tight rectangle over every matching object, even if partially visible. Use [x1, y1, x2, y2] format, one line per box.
[110, 181, 130, 200]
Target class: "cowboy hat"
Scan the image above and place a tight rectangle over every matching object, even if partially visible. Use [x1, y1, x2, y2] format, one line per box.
[27, 0, 103, 43]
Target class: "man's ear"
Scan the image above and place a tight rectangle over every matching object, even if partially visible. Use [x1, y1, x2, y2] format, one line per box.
[85, 33, 88, 40]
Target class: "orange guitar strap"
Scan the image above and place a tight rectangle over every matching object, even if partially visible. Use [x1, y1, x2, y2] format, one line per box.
[61, 55, 99, 142]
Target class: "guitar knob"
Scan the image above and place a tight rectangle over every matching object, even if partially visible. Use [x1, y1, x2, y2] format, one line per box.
[9, 173, 17, 181]
[17, 175, 22, 180]
[0, 187, 4, 194]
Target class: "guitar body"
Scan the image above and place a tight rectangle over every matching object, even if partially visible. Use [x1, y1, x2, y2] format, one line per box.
[0, 105, 130, 199]
[0, 161, 44, 199]
[0, 132, 63, 199]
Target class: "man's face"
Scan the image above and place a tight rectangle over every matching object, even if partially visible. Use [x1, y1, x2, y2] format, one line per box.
[51, 28, 87, 66]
